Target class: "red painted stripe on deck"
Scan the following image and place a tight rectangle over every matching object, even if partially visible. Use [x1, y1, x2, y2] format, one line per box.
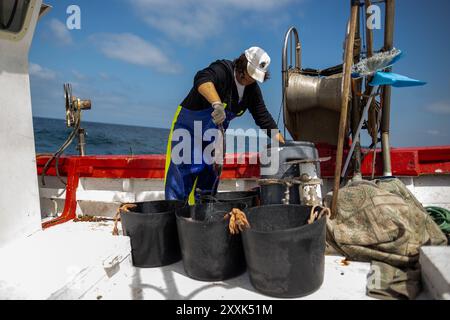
[36, 145, 450, 180]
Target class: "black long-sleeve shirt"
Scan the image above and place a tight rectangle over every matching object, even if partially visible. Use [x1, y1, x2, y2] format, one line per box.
[180, 59, 279, 132]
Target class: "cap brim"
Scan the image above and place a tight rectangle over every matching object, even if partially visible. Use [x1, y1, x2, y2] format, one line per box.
[247, 63, 265, 83]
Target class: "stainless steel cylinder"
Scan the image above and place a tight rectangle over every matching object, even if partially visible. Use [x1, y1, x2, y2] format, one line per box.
[285, 72, 343, 114]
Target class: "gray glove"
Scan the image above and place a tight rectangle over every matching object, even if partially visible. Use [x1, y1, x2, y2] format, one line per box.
[211, 102, 226, 125]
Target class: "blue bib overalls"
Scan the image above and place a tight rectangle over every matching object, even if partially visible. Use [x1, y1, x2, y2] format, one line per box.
[164, 106, 236, 204]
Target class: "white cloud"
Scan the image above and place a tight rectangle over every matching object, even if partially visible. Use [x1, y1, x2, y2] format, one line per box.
[72, 70, 86, 80]
[90, 33, 180, 73]
[47, 18, 73, 45]
[426, 101, 450, 115]
[29, 63, 57, 80]
[127, 0, 295, 42]
[425, 129, 448, 137]
[29, 69, 156, 126]
[426, 129, 440, 136]
[221, 0, 293, 10]
[99, 72, 110, 80]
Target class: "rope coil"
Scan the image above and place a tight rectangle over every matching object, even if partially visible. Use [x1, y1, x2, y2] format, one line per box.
[426, 206, 450, 235]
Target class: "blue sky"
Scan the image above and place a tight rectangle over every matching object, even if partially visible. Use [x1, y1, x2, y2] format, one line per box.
[30, 0, 450, 147]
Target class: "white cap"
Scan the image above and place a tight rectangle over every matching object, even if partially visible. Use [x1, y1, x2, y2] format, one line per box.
[245, 46, 271, 83]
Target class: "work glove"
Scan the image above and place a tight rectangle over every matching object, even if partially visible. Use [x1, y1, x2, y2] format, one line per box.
[275, 132, 286, 145]
[211, 102, 226, 125]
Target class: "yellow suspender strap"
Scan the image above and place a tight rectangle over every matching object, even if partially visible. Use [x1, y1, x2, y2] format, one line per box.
[188, 177, 199, 206]
[164, 106, 182, 186]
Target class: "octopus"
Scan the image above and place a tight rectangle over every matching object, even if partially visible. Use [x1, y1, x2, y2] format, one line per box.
[225, 208, 251, 235]
[112, 203, 137, 236]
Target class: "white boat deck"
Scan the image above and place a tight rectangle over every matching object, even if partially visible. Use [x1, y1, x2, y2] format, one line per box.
[0, 220, 381, 300]
[420, 246, 450, 300]
[87, 255, 375, 300]
[0, 220, 130, 300]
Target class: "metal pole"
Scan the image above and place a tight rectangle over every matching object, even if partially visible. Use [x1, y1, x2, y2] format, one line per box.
[331, 1, 359, 219]
[365, 0, 374, 58]
[282, 27, 301, 90]
[351, 7, 362, 179]
[365, 0, 379, 178]
[77, 128, 86, 156]
[381, 0, 395, 176]
[342, 85, 379, 178]
[281, 27, 300, 138]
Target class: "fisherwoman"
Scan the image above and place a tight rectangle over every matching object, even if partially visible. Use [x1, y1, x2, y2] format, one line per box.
[164, 47, 285, 204]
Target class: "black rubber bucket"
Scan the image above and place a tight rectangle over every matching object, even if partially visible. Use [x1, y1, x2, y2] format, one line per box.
[121, 200, 185, 268]
[200, 191, 259, 208]
[259, 183, 300, 205]
[242, 205, 326, 298]
[176, 202, 247, 281]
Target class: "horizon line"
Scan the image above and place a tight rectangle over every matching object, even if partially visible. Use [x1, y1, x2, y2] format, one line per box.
[33, 116, 169, 131]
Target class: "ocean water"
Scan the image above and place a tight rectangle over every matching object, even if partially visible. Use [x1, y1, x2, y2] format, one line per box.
[33, 117, 170, 155]
[33, 117, 259, 155]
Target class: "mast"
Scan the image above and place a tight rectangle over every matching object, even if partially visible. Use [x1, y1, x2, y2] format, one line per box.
[381, 0, 396, 176]
[331, 0, 359, 218]
[351, 3, 362, 179]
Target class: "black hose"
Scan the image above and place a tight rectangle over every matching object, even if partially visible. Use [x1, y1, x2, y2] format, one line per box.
[41, 110, 81, 186]
[211, 125, 226, 196]
[41, 128, 76, 186]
